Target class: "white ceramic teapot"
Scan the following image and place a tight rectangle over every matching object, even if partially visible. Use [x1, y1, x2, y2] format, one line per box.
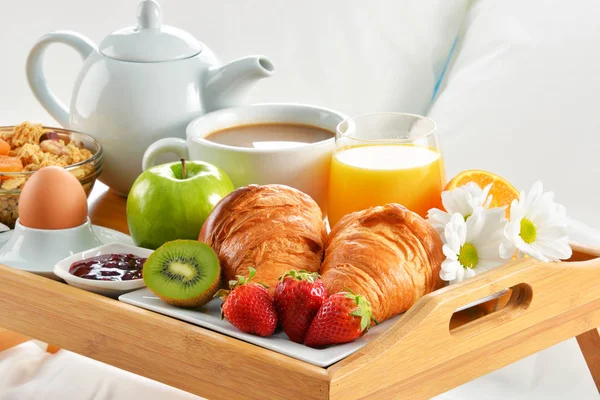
[26, 0, 274, 195]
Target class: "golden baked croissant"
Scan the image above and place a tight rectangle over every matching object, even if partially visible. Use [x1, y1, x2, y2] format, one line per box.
[199, 184, 326, 289]
[320, 203, 444, 322]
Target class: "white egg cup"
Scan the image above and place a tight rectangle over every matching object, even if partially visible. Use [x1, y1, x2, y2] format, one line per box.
[0, 217, 103, 279]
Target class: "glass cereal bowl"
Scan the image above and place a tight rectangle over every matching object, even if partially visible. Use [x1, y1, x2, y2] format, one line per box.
[0, 124, 103, 228]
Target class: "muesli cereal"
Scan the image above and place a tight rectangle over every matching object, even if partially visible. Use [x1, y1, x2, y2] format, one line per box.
[0, 122, 97, 227]
[1, 122, 93, 172]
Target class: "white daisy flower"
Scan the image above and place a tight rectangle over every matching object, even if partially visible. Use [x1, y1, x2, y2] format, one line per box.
[440, 208, 507, 284]
[500, 181, 571, 262]
[427, 182, 495, 237]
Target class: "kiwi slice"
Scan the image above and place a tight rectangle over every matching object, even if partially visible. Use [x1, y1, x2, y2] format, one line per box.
[143, 240, 221, 308]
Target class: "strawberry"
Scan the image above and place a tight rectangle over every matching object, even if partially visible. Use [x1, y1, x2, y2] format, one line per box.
[274, 270, 326, 343]
[215, 267, 277, 337]
[304, 291, 377, 348]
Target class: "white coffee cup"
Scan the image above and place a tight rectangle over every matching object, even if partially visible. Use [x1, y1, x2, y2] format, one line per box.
[142, 103, 347, 212]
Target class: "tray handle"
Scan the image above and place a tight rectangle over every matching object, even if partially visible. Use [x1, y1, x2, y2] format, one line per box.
[428, 244, 600, 335]
[337, 244, 600, 370]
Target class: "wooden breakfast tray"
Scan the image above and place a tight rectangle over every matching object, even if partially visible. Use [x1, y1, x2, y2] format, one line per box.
[2, 189, 600, 399]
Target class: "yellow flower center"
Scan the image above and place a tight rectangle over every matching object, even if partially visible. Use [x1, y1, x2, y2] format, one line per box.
[520, 218, 537, 244]
[458, 243, 479, 269]
[463, 213, 471, 221]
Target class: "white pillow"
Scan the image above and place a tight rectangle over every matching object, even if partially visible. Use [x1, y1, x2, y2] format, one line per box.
[429, 0, 600, 233]
[0, 0, 467, 125]
[430, 4, 600, 398]
[194, 0, 468, 116]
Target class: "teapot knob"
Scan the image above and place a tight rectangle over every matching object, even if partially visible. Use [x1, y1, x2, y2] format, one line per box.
[137, 0, 162, 30]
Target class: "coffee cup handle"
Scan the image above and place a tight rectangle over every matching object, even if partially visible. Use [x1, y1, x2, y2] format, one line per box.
[142, 138, 189, 171]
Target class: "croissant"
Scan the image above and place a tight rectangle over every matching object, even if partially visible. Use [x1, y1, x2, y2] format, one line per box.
[320, 203, 444, 322]
[199, 184, 326, 289]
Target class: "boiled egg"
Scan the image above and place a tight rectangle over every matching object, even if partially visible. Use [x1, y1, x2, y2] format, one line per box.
[18, 166, 88, 229]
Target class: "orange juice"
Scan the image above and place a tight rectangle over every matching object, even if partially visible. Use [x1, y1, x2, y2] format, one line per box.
[327, 145, 445, 227]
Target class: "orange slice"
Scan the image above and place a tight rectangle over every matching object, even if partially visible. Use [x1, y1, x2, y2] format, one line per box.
[445, 170, 519, 217]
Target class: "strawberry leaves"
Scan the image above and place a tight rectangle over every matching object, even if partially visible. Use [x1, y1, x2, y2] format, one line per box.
[279, 269, 321, 283]
[345, 291, 378, 331]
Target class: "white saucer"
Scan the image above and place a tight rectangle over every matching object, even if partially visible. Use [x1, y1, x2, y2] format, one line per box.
[54, 242, 151, 297]
[0, 224, 133, 278]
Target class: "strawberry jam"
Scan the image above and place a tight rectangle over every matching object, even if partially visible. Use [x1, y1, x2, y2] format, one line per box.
[69, 253, 146, 281]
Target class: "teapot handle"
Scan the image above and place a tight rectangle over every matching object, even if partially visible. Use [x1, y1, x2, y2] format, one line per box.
[26, 31, 96, 128]
[142, 138, 190, 171]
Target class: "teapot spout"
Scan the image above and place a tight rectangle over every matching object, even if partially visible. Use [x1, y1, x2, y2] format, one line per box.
[204, 56, 274, 112]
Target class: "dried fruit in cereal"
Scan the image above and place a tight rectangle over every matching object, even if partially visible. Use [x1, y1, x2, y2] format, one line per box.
[1, 177, 26, 191]
[0, 156, 23, 173]
[2, 122, 45, 148]
[0, 139, 10, 156]
[2, 123, 93, 175]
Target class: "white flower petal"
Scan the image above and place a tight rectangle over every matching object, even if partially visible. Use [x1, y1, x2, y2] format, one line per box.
[535, 210, 568, 230]
[427, 208, 448, 220]
[535, 225, 568, 242]
[440, 190, 457, 213]
[442, 259, 460, 273]
[440, 260, 460, 281]
[471, 208, 507, 248]
[528, 191, 555, 222]
[505, 220, 521, 240]
[508, 199, 522, 222]
[526, 181, 544, 209]
[534, 238, 572, 261]
[442, 190, 471, 216]
[486, 207, 508, 223]
[444, 217, 463, 253]
[452, 266, 466, 283]
[517, 241, 549, 262]
[464, 268, 477, 280]
[440, 269, 456, 281]
[446, 213, 467, 246]
[463, 182, 483, 196]
[500, 239, 517, 259]
[443, 245, 458, 261]
[465, 208, 486, 242]
[441, 182, 496, 218]
[480, 183, 493, 208]
[475, 240, 504, 261]
[426, 208, 452, 236]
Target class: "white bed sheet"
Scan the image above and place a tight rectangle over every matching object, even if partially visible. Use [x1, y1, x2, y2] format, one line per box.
[0, 342, 199, 400]
[0, 336, 595, 400]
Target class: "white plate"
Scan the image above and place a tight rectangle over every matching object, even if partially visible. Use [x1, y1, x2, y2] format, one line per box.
[119, 288, 401, 367]
[0, 225, 133, 278]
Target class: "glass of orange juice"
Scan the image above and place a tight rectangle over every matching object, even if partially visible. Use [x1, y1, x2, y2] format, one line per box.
[327, 113, 445, 227]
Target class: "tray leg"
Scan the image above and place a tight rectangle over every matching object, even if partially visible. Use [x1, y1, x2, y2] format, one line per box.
[576, 328, 600, 392]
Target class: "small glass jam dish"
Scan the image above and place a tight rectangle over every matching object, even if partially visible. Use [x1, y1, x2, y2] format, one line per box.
[54, 242, 153, 297]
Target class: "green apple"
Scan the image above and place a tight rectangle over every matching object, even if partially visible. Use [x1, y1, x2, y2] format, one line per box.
[127, 159, 234, 249]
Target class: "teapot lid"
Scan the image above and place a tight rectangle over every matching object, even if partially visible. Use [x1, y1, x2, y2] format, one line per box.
[98, 0, 201, 62]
